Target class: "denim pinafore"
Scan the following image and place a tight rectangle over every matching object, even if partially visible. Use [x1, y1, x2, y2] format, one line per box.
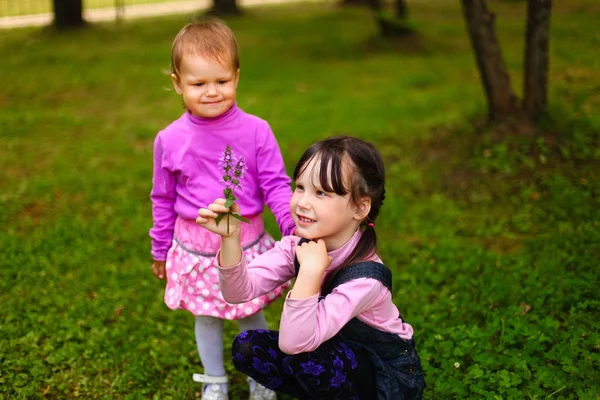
[294, 239, 426, 400]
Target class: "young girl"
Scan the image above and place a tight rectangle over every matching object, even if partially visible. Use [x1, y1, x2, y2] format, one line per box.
[150, 20, 293, 400]
[197, 136, 426, 399]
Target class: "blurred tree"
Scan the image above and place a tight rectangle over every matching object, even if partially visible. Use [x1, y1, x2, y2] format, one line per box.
[339, 0, 412, 37]
[207, 0, 242, 15]
[461, 0, 552, 129]
[523, 0, 552, 121]
[368, 0, 413, 37]
[53, 0, 85, 29]
[340, 0, 369, 5]
[395, 0, 408, 19]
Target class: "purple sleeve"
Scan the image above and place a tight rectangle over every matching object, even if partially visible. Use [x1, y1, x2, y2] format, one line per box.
[149, 135, 177, 261]
[255, 124, 296, 236]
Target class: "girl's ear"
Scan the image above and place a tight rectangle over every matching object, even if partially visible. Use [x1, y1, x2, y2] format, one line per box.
[354, 197, 371, 221]
[234, 68, 240, 89]
[171, 73, 183, 95]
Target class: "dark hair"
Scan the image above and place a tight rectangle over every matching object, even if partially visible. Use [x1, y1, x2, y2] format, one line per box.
[292, 135, 386, 290]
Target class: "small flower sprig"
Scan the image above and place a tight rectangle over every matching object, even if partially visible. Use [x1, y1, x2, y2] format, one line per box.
[216, 145, 250, 234]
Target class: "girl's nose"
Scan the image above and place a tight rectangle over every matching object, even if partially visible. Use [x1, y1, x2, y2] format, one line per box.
[206, 84, 217, 96]
[297, 194, 310, 210]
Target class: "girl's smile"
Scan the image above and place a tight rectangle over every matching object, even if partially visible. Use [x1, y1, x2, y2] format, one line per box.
[171, 53, 239, 118]
[296, 214, 315, 225]
[290, 157, 366, 251]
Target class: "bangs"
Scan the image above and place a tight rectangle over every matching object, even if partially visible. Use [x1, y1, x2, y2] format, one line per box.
[185, 45, 231, 67]
[293, 142, 350, 196]
[171, 21, 239, 76]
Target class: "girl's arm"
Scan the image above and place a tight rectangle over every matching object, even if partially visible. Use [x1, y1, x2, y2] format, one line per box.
[288, 239, 331, 300]
[196, 199, 243, 267]
[149, 135, 177, 261]
[278, 279, 383, 355]
[217, 237, 296, 303]
[255, 123, 296, 236]
[197, 201, 297, 303]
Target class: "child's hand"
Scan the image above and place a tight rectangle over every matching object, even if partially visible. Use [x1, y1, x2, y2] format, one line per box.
[196, 198, 242, 238]
[289, 239, 332, 299]
[296, 239, 332, 278]
[152, 260, 166, 280]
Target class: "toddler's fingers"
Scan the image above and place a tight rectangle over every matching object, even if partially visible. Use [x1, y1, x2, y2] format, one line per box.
[207, 203, 229, 213]
[196, 216, 207, 225]
[198, 208, 218, 218]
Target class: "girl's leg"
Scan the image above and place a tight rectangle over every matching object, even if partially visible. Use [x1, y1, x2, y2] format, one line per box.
[237, 311, 274, 395]
[195, 315, 228, 394]
[231, 330, 375, 400]
[237, 309, 268, 331]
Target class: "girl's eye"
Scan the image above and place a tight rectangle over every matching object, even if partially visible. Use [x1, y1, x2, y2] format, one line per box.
[218, 80, 228, 85]
[316, 190, 327, 197]
[295, 185, 304, 192]
[194, 82, 205, 87]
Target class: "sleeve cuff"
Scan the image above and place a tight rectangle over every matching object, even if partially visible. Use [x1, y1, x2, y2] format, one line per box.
[151, 251, 168, 261]
[215, 249, 244, 271]
[286, 222, 298, 237]
[284, 292, 319, 308]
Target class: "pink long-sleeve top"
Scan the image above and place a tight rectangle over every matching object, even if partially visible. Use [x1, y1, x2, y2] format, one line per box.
[150, 104, 295, 260]
[217, 230, 414, 354]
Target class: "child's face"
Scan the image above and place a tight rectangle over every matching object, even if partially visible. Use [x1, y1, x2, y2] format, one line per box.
[171, 53, 239, 118]
[290, 157, 369, 251]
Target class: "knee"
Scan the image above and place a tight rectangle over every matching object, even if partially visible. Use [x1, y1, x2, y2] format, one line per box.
[232, 330, 266, 371]
[231, 330, 279, 369]
[232, 332, 255, 362]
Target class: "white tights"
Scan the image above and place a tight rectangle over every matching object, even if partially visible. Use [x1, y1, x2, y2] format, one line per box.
[194, 311, 268, 393]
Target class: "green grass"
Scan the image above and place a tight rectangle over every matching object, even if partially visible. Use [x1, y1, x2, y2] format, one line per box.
[1, 1, 599, 399]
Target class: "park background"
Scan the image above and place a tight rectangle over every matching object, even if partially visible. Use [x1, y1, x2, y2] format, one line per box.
[1, 0, 599, 398]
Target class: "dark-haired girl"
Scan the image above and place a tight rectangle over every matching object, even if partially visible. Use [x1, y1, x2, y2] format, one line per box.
[197, 136, 426, 399]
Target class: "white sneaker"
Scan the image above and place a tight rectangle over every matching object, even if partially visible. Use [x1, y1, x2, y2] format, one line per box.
[248, 380, 277, 400]
[193, 374, 229, 400]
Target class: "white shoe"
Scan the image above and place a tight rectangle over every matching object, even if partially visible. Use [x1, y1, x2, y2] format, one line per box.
[248, 378, 277, 400]
[193, 374, 229, 400]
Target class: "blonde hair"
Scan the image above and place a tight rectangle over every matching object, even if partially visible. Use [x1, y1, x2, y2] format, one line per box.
[171, 19, 239, 76]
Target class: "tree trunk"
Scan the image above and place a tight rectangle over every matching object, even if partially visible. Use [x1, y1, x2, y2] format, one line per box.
[340, 0, 371, 6]
[396, 0, 408, 19]
[367, 0, 413, 37]
[365, 0, 381, 11]
[376, 19, 414, 37]
[52, 0, 85, 30]
[208, 0, 242, 16]
[523, 0, 552, 121]
[461, 0, 521, 122]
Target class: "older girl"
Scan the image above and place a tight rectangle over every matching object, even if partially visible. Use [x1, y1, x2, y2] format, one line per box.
[197, 136, 426, 399]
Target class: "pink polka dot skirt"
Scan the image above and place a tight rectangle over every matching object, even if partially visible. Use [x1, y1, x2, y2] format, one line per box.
[163, 216, 290, 320]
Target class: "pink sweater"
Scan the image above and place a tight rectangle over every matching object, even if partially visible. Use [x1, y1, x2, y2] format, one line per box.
[217, 230, 414, 354]
[149, 104, 295, 260]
